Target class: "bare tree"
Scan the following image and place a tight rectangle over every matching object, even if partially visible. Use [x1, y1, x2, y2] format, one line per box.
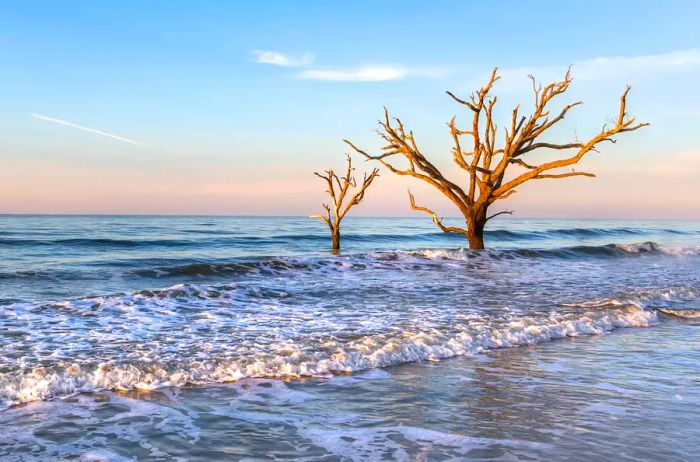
[311, 155, 379, 252]
[345, 68, 648, 249]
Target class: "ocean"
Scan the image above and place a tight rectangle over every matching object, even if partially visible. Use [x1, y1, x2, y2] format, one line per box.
[0, 215, 699, 461]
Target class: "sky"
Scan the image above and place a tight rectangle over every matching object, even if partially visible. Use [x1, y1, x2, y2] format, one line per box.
[1, 0, 699, 218]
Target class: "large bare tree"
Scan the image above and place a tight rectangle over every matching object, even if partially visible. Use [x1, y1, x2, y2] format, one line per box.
[345, 68, 648, 249]
[311, 155, 379, 252]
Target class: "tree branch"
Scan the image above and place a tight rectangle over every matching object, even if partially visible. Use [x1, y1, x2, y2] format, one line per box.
[408, 190, 467, 235]
[340, 168, 380, 219]
[485, 210, 513, 222]
[534, 171, 596, 179]
[310, 203, 332, 230]
[493, 84, 648, 198]
[313, 156, 380, 248]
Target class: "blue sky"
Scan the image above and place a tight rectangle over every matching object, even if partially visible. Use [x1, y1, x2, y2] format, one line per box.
[1, 1, 699, 217]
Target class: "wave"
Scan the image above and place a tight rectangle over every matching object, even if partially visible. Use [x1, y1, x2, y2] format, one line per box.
[562, 286, 700, 310]
[132, 258, 326, 278]
[403, 241, 699, 261]
[0, 232, 461, 249]
[133, 242, 698, 278]
[0, 304, 657, 408]
[0, 237, 198, 248]
[0, 269, 58, 280]
[656, 308, 700, 318]
[0, 241, 695, 283]
[0, 225, 695, 249]
[487, 227, 654, 240]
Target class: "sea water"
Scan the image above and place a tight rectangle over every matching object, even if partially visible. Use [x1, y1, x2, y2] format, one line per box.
[0, 216, 698, 460]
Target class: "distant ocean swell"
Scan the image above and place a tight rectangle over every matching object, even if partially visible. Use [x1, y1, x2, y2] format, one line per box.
[0, 226, 696, 248]
[140, 242, 698, 277]
[0, 241, 698, 282]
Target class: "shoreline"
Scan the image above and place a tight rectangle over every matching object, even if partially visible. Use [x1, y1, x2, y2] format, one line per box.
[2, 319, 697, 460]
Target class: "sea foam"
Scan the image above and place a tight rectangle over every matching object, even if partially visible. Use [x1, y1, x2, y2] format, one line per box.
[0, 303, 656, 408]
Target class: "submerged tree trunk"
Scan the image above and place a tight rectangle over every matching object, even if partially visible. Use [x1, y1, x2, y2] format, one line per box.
[466, 209, 486, 250]
[331, 227, 340, 253]
[467, 225, 485, 250]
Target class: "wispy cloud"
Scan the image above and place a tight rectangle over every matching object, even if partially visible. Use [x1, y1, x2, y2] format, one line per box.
[253, 48, 448, 82]
[298, 65, 409, 82]
[253, 49, 313, 67]
[30, 113, 144, 146]
[499, 48, 700, 84]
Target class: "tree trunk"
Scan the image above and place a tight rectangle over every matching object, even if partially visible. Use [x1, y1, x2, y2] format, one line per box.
[467, 227, 485, 250]
[466, 210, 486, 250]
[331, 227, 340, 253]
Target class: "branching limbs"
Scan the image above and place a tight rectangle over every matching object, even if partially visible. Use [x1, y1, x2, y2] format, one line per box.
[311, 155, 379, 249]
[344, 110, 472, 219]
[309, 203, 332, 229]
[344, 67, 648, 249]
[491, 84, 648, 199]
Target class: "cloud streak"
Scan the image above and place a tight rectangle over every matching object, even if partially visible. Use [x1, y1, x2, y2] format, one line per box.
[252, 48, 447, 82]
[253, 50, 313, 67]
[30, 113, 144, 146]
[298, 65, 409, 81]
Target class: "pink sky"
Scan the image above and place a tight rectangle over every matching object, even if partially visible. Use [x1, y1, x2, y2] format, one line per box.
[2, 149, 699, 219]
[2, 3, 699, 219]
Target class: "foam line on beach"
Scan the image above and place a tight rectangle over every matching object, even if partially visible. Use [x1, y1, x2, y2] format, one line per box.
[0, 305, 657, 408]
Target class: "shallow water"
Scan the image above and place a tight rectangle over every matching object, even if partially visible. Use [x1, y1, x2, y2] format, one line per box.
[1, 216, 699, 460]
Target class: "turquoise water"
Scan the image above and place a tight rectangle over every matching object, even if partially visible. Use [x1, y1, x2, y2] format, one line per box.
[1, 216, 699, 460]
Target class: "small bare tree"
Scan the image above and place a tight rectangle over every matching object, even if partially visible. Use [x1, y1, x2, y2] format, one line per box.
[311, 155, 379, 252]
[345, 68, 648, 249]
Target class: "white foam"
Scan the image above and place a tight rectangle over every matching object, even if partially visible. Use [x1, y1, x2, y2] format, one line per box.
[563, 286, 700, 309]
[0, 305, 656, 408]
[296, 424, 548, 461]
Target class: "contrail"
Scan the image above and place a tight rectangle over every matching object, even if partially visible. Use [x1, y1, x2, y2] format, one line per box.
[30, 113, 144, 146]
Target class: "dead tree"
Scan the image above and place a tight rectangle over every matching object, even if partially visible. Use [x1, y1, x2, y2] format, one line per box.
[345, 68, 648, 249]
[311, 155, 379, 252]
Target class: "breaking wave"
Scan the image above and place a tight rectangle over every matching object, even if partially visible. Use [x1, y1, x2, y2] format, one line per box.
[0, 302, 656, 408]
[563, 286, 700, 310]
[116, 242, 700, 278]
[411, 241, 700, 259]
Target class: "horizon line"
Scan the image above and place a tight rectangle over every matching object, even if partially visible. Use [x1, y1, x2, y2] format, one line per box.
[0, 213, 697, 222]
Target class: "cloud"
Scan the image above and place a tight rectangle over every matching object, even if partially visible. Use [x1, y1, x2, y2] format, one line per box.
[252, 49, 448, 82]
[30, 113, 143, 146]
[253, 50, 313, 67]
[498, 48, 700, 84]
[298, 65, 409, 81]
[572, 49, 700, 80]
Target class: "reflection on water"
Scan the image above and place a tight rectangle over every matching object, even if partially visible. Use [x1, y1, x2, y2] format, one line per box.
[2, 320, 697, 461]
